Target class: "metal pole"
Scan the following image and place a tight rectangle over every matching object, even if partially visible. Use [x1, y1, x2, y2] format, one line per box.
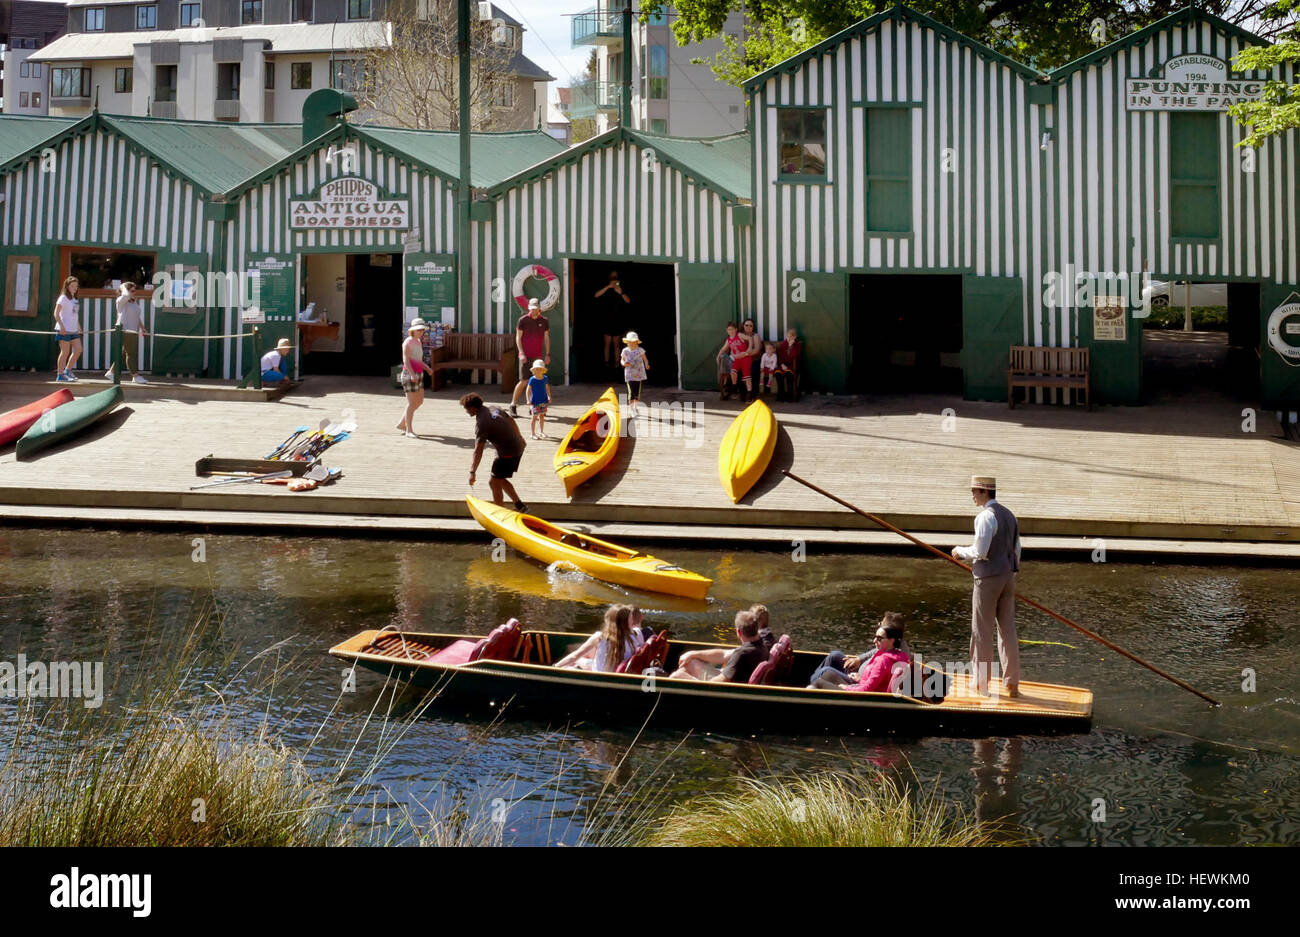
[253, 326, 264, 391]
[621, 1, 632, 128]
[457, 0, 472, 330]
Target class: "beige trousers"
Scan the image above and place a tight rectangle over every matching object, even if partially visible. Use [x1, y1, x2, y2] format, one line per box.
[970, 570, 1020, 691]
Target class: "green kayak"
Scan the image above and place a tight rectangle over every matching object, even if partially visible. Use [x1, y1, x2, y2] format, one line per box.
[15, 386, 124, 461]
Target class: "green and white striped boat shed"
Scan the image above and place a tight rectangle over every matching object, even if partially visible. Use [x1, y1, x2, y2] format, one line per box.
[1, 4, 1297, 406]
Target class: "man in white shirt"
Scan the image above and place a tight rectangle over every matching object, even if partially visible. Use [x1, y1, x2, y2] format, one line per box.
[951, 475, 1021, 697]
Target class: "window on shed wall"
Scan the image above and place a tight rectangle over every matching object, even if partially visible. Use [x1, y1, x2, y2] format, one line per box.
[1169, 113, 1220, 239]
[864, 107, 912, 233]
[63, 247, 157, 296]
[777, 107, 826, 178]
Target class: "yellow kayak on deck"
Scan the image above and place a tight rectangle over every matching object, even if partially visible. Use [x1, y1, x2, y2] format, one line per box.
[553, 387, 620, 497]
[466, 496, 712, 600]
[718, 399, 777, 503]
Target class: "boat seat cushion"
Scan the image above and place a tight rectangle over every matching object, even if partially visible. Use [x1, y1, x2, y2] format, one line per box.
[470, 618, 523, 662]
[618, 630, 669, 674]
[427, 640, 477, 665]
[749, 634, 794, 686]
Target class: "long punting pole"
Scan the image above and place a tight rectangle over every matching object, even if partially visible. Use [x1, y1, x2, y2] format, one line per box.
[457, 0, 472, 329]
[782, 470, 1221, 707]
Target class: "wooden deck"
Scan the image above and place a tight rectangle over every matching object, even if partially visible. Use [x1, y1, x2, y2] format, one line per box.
[1, 375, 1298, 550]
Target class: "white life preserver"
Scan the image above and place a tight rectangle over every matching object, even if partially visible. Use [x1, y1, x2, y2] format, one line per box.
[1266, 296, 1300, 366]
[512, 263, 561, 313]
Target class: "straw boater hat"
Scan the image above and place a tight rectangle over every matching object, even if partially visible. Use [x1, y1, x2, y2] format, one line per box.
[527, 297, 540, 310]
[622, 331, 641, 344]
[970, 475, 997, 491]
[408, 318, 430, 333]
[530, 358, 547, 374]
[275, 338, 292, 352]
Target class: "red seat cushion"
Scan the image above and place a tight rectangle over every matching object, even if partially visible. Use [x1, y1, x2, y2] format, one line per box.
[427, 640, 477, 665]
[470, 618, 522, 662]
[749, 635, 793, 685]
[617, 631, 668, 674]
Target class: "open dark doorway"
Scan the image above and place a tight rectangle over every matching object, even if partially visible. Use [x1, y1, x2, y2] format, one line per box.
[1142, 280, 1259, 401]
[300, 253, 402, 375]
[569, 259, 679, 386]
[849, 274, 963, 393]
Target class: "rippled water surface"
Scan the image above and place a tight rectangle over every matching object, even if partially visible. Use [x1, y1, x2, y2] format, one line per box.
[1, 527, 1296, 846]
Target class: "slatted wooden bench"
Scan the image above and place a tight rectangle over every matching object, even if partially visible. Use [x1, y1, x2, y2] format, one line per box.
[429, 333, 517, 394]
[1008, 346, 1091, 409]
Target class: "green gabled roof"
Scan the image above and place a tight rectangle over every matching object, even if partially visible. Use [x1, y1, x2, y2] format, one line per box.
[0, 115, 78, 165]
[1047, 6, 1272, 84]
[354, 126, 567, 188]
[485, 126, 752, 203]
[742, 3, 1044, 92]
[99, 115, 305, 194]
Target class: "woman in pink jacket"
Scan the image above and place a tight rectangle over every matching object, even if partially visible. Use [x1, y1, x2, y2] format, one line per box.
[844, 616, 911, 694]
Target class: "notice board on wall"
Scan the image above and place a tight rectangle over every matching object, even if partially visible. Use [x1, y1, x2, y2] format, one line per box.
[404, 253, 457, 329]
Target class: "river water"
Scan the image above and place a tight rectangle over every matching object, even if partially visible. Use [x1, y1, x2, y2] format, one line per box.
[1, 526, 1296, 846]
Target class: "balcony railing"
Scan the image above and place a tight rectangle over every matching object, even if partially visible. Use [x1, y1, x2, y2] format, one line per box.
[572, 8, 624, 46]
[567, 79, 621, 118]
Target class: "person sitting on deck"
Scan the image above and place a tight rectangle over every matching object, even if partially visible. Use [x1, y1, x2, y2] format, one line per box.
[670, 610, 767, 683]
[808, 614, 910, 693]
[556, 604, 649, 671]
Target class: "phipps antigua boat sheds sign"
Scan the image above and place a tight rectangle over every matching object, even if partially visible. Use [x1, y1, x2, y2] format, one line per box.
[1126, 54, 1266, 111]
[289, 176, 411, 230]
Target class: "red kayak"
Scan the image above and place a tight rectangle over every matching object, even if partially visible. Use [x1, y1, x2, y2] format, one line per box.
[0, 389, 75, 447]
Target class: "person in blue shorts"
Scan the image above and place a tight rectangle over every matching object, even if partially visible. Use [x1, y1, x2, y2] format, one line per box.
[527, 359, 550, 439]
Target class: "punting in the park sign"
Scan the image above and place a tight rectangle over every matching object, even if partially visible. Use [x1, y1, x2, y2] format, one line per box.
[289, 176, 411, 230]
[1126, 55, 1266, 110]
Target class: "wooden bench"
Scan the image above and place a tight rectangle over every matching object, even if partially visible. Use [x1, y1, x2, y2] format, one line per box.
[429, 333, 517, 394]
[1008, 346, 1090, 409]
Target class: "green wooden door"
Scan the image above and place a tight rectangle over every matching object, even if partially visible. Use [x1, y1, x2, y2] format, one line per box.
[677, 262, 737, 390]
[785, 270, 847, 393]
[151, 251, 210, 376]
[509, 257, 565, 385]
[961, 275, 1025, 401]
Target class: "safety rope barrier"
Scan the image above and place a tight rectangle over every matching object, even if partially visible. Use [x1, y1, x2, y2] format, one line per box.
[0, 326, 256, 340]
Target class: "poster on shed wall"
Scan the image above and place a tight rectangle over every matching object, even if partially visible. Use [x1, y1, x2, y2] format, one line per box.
[1093, 296, 1128, 342]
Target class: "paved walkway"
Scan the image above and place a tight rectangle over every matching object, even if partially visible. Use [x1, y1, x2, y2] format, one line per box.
[1, 373, 1298, 551]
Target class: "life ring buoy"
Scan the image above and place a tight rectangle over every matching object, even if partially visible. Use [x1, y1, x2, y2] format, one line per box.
[513, 264, 561, 313]
[1267, 297, 1300, 366]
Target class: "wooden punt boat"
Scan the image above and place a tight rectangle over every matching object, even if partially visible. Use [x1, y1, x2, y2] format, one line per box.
[15, 386, 123, 461]
[0, 389, 74, 447]
[718, 399, 777, 503]
[330, 626, 1094, 736]
[466, 496, 713, 600]
[554, 387, 620, 496]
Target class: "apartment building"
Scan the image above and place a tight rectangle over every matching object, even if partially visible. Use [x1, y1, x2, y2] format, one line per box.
[1, 0, 68, 114]
[31, 0, 551, 126]
[568, 1, 746, 137]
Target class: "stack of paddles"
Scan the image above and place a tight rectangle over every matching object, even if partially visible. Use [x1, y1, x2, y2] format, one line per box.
[266, 417, 356, 462]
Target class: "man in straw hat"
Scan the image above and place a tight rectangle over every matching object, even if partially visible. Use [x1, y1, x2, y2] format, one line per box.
[951, 475, 1021, 697]
[260, 337, 294, 384]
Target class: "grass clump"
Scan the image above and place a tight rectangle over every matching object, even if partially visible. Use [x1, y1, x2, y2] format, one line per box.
[633, 771, 1002, 847]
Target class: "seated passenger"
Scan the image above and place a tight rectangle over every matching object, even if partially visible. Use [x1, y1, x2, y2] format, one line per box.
[807, 612, 908, 689]
[591, 604, 643, 673]
[555, 604, 650, 670]
[670, 610, 767, 683]
[750, 603, 776, 651]
[810, 614, 910, 693]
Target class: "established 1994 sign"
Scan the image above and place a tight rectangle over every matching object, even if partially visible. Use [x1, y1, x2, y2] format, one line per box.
[289, 176, 411, 230]
[1125, 54, 1266, 111]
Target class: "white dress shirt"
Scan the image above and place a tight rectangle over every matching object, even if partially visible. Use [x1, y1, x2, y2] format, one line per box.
[954, 498, 1022, 565]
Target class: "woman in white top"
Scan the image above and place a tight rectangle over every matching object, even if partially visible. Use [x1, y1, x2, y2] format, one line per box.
[556, 604, 649, 671]
[396, 318, 428, 438]
[54, 277, 82, 382]
[106, 281, 150, 383]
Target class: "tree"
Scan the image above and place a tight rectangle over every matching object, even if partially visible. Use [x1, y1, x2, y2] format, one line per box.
[1230, 0, 1300, 146]
[347, 0, 516, 131]
[568, 49, 600, 144]
[653, 0, 1299, 88]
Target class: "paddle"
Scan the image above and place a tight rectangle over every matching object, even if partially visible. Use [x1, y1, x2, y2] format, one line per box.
[190, 470, 293, 490]
[266, 424, 311, 460]
[781, 469, 1221, 707]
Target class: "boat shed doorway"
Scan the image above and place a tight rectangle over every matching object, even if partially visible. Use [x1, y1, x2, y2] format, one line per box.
[849, 274, 964, 393]
[300, 252, 403, 376]
[568, 259, 679, 387]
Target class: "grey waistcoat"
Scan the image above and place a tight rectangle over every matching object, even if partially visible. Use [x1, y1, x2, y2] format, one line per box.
[972, 501, 1019, 579]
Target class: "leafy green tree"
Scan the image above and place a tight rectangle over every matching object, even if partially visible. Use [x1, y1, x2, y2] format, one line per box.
[1230, 0, 1300, 146]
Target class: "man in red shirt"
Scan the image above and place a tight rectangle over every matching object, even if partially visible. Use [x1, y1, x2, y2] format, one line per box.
[511, 297, 550, 416]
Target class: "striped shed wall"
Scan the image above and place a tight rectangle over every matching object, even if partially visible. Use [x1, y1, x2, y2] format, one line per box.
[472, 133, 750, 334]
[0, 125, 213, 373]
[748, 9, 1045, 340]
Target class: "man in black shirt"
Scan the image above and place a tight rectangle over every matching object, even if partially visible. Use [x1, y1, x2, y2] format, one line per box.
[670, 610, 768, 683]
[462, 392, 528, 511]
[594, 270, 631, 369]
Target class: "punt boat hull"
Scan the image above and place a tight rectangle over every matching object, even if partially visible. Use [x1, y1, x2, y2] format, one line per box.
[15, 386, 123, 461]
[0, 389, 74, 447]
[330, 628, 1093, 737]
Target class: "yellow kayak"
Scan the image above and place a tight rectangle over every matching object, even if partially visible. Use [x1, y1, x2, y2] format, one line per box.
[553, 387, 620, 497]
[466, 496, 712, 600]
[718, 399, 777, 503]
